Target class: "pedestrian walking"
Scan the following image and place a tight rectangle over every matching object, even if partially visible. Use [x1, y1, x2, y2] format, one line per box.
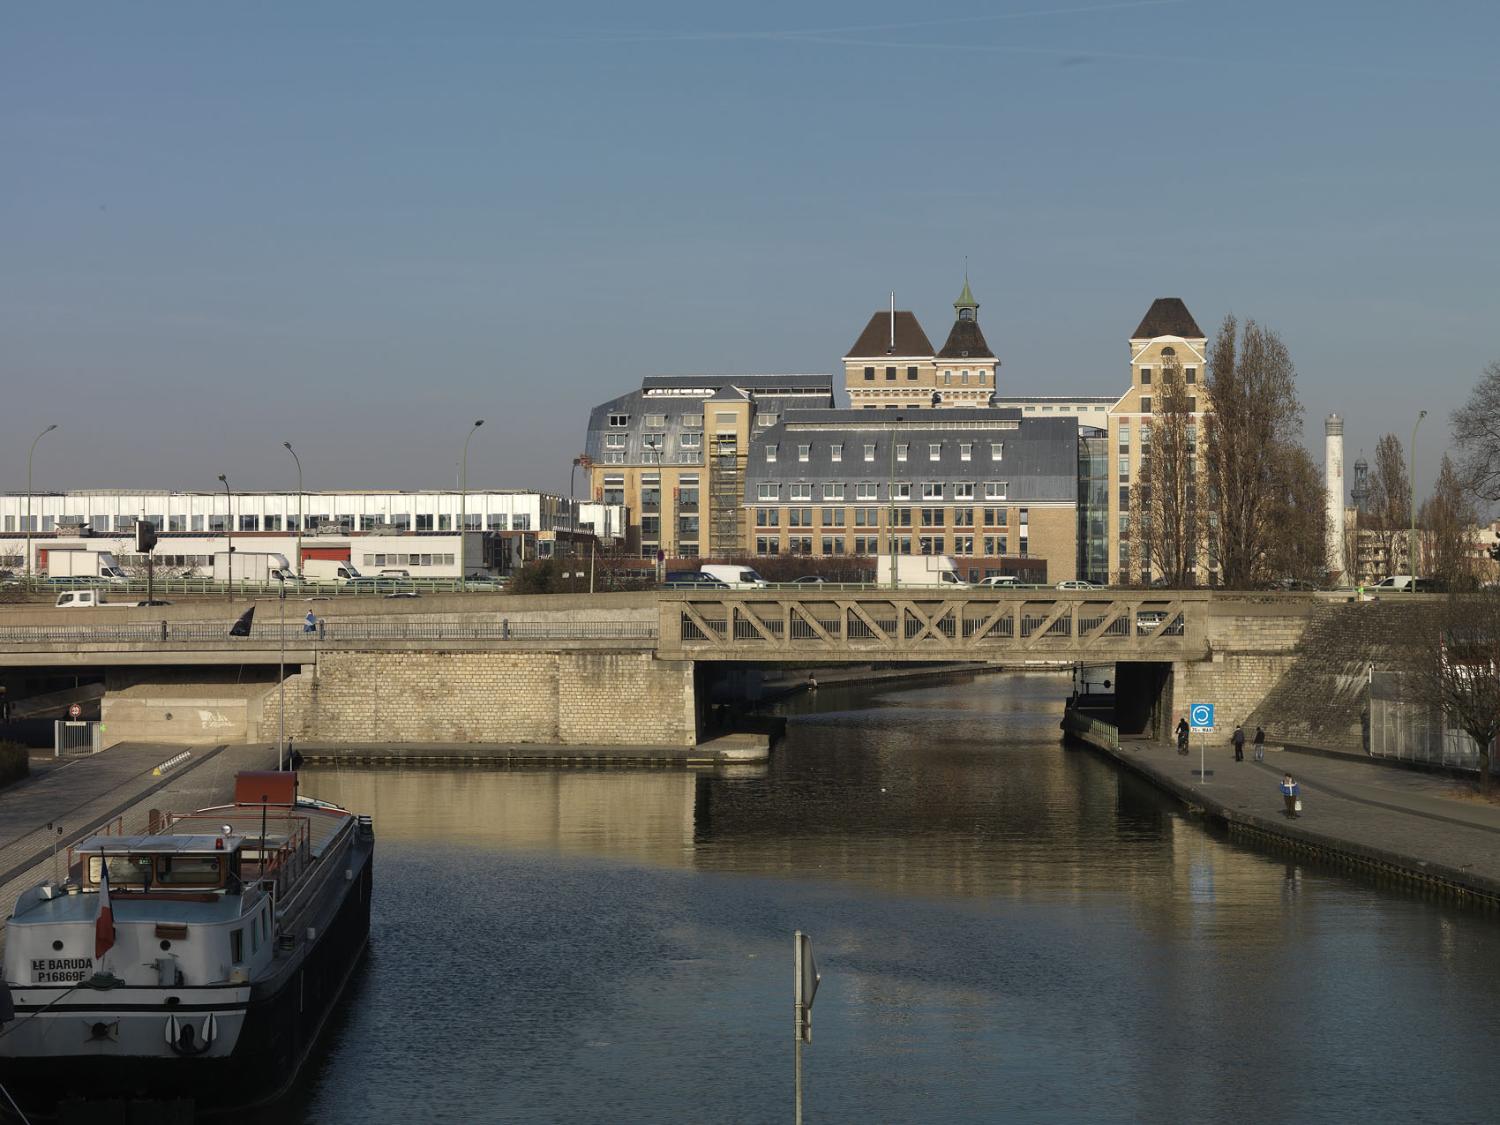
[1232, 723, 1246, 762]
[1280, 773, 1301, 818]
[1253, 725, 1266, 762]
[303, 610, 317, 634]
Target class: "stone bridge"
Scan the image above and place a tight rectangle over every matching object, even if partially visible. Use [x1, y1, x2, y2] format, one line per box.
[0, 589, 1337, 750]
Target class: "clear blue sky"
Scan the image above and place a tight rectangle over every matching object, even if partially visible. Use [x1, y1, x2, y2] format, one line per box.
[4, 1, 1497, 501]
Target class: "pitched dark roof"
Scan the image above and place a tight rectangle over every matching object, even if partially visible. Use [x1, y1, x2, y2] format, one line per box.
[936, 317, 996, 360]
[1131, 297, 1203, 340]
[845, 311, 934, 358]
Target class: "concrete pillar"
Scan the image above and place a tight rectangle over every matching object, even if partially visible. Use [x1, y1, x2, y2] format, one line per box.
[1326, 415, 1346, 582]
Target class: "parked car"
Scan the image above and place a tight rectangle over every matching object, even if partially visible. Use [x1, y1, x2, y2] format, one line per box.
[1056, 580, 1103, 591]
[978, 575, 1019, 587]
[791, 576, 828, 585]
[385, 591, 420, 599]
[1136, 610, 1167, 634]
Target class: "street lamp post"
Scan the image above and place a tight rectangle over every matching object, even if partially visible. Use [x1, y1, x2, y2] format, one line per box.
[887, 421, 901, 588]
[460, 420, 485, 579]
[277, 572, 286, 771]
[1409, 410, 1427, 579]
[25, 424, 58, 582]
[218, 473, 233, 603]
[284, 441, 303, 576]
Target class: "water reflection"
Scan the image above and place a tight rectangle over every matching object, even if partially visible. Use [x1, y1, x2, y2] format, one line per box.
[278, 672, 1500, 1124]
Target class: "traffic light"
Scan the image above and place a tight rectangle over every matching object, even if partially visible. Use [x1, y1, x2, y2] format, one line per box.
[135, 520, 158, 553]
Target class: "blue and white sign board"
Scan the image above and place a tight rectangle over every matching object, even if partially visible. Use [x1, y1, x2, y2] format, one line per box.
[1189, 703, 1215, 733]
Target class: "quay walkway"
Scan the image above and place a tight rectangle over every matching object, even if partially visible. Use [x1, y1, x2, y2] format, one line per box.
[1069, 721, 1500, 905]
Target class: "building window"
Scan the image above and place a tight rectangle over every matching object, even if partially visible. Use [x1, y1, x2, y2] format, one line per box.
[864, 366, 875, 381]
[919, 536, 942, 555]
[896, 443, 909, 462]
[239, 515, 258, 532]
[766, 444, 778, 463]
[856, 482, 877, 500]
[907, 366, 918, 380]
[682, 413, 703, 428]
[1119, 456, 1130, 481]
[715, 412, 736, 426]
[886, 367, 897, 381]
[789, 536, 813, 555]
[961, 371, 969, 385]
[855, 536, 878, 553]
[798, 444, 810, 462]
[608, 413, 629, 427]
[953, 507, 974, 527]
[922, 482, 944, 500]
[893, 483, 912, 500]
[756, 509, 780, 528]
[985, 535, 1008, 555]
[1118, 424, 1130, 449]
[892, 508, 912, 527]
[984, 507, 1008, 527]
[990, 443, 1003, 461]
[1140, 368, 1152, 385]
[757, 483, 779, 501]
[790, 483, 813, 501]
[1140, 397, 1152, 413]
[605, 433, 626, 450]
[953, 482, 975, 500]
[984, 482, 1007, 500]
[679, 432, 702, 450]
[921, 507, 944, 527]
[864, 443, 876, 462]
[979, 371, 987, 385]
[960, 442, 972, 461]
[831, 443, 842, 462]
[645, 413, 666, 428]
[943, 371, 952, 385]
[822, 508, 846, 527]
[758, 413, 779, 427]
[954, 535, 974, 554]
[1188, 397, 1198, 412]
[788, 508, 813, 528]
[823, 483, 844, 501]
[929, 443, 941, 461]
[1185, 367, 1197, 385]
[641, 516, 660, 538]
[821, 537, 845, 556]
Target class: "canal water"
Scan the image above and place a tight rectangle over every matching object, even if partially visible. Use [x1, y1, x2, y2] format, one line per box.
[271, 673, 1500, 1124]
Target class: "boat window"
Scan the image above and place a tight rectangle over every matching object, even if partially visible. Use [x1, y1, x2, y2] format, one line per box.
[261, 909, 270, 943]
[87, 855, 152, 886]
[251, 919, 259, 954]
[231, 929, 244, 964]
[156, 856, 223, 886]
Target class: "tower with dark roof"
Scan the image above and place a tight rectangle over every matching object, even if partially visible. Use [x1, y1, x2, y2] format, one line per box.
[934, 277, 999, 407]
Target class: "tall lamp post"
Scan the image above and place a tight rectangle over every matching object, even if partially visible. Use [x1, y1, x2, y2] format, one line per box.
[284, 441, 303, 576]
[1409, 410, 1427, 579]
[459, 420, 485, 578]
[277, 572, 286, 770]
[25, 424, 59, 582]
[218, 473, 233, 604]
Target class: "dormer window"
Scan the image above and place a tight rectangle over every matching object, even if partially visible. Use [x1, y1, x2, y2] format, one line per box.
[959, 307, 974, 321]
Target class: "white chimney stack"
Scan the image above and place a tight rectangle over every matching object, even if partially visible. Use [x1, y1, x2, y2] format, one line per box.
[1325, 414, 1346, 583]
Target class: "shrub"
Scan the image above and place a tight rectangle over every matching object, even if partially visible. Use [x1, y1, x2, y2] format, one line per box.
[0, 741, 30, 787]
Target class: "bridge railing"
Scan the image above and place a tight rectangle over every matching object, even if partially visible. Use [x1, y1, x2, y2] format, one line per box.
[0, 620, 657, 646]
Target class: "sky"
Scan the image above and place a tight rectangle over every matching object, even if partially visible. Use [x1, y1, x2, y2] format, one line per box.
[4, 1, 1498, 502]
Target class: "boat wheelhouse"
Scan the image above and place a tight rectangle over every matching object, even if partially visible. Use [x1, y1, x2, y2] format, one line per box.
[0, 770, 373, 1112]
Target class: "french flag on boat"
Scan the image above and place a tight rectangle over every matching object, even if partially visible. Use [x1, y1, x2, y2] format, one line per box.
[95, 861, 115, 961]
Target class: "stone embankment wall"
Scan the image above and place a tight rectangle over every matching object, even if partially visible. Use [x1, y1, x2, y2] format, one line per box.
[1247, 599, 1432, 754]
[266, 649, 699, 748]
[99, 667, 279, 747]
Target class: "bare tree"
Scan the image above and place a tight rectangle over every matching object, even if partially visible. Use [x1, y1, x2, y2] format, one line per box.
[1130, 356, 1200, 586]
[1367, 434, 1410, 579]
[1420, 455, 1479, 588]
[1452, 359, 1500, 503]
[1262, 442, 1328, 585]
[1402, 593, 1500, 793]
[1203, 316, 1303, 588]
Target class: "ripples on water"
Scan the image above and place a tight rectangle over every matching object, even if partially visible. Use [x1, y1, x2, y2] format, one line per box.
[263, 672, 1500, 1124]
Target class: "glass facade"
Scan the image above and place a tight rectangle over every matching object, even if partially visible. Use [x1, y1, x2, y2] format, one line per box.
[1078, 430, 1109, 584]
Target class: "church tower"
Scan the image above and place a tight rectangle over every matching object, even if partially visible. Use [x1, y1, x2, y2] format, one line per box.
[933, 277, 998, 407]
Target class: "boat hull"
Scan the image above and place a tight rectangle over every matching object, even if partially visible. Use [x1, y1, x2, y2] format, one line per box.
[0, 847, 372, 1113]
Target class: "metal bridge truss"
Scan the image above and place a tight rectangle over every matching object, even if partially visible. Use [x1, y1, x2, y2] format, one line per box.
[659, 594, 1199, 660]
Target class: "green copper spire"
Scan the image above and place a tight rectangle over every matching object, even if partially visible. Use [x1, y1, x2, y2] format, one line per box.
[954, 273, 978, 320]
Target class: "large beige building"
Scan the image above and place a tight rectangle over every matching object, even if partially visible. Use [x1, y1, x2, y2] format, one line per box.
[1105, 298, 1212, 585]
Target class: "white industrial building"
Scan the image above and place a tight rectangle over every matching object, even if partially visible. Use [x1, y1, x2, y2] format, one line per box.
[0, 490, 624, 579]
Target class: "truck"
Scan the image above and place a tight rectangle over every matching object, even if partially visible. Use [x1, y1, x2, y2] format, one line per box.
[43, 550, 128, 583]
[211, 551, 294, 584]
[699, 564, 769, 589]
[301, 558, 367, 585]
[875, 554, 968, 588]
[55, 590, 131, 609]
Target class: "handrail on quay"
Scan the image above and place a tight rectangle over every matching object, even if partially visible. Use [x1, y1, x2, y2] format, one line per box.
[0, 620, 658, 645]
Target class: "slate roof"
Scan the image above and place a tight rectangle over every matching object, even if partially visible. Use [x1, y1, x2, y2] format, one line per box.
[845, 311, 935, 358]
[936, 317, 996, 360]
[1131, 298, 1204, 340]
[641, 374, 832, 393]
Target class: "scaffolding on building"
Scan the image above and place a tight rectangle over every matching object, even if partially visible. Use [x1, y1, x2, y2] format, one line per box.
[709, 433, 745, 556]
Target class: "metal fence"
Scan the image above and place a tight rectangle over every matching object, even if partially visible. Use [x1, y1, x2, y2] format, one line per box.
[54, 720, 102, 756]
[0, 620, 657, 645]
[1368, 670, 1500, 774]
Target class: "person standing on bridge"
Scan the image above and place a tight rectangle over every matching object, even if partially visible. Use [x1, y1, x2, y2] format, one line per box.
[1232, 723, 1246, 762]
[1280, 773, 1301, 818]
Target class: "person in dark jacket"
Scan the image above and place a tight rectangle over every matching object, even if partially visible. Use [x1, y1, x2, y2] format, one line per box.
[1176, 717, 1190, 754]
[1253, 725, 1266, 762]
[1232, 724, 1246, 762]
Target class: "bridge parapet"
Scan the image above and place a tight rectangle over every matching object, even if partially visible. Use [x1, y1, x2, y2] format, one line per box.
[656, 591, 1213, 662]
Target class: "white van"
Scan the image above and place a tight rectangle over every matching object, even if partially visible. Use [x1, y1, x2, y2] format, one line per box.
[1372, 575, 1415, 592]
[699, 565, 769, 590]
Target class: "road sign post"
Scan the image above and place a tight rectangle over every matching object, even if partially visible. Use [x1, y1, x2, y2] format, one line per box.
[1190, 703, 1215, 783]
